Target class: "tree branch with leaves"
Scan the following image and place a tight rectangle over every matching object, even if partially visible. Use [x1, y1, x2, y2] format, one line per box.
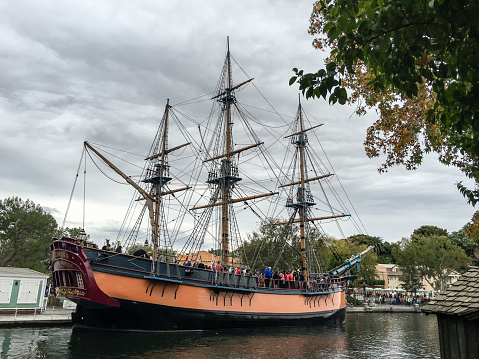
[292, 0, 479, 205]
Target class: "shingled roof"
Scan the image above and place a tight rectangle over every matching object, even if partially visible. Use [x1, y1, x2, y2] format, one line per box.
[423, 266, 479, 321]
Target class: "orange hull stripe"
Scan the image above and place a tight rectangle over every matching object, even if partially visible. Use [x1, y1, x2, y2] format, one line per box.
[94, 272, 345, 314]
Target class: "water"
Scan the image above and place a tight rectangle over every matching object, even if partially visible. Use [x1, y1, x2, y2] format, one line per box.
[1, 313, 440, 359]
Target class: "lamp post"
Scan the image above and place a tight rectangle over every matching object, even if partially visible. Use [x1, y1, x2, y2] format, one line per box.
[362, 282, 367, 301]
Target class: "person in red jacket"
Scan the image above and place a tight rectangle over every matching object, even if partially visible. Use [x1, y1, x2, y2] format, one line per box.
[285, 271, 294, 288]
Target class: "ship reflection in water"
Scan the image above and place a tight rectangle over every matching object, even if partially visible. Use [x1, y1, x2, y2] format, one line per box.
[0, 313, 439, 358]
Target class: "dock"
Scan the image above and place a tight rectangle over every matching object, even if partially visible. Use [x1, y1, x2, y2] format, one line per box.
[0, 307, 73, 327]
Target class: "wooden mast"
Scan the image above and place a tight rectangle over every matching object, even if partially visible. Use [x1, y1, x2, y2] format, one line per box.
[153, 99, 170, 261]
[221, 37, 233, 265]
[297, 98, 309, 282]
[199, 37, 277, 266]
[143, 99, 191, 260]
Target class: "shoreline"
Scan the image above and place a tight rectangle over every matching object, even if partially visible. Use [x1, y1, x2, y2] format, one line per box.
[346, 304, 422, 313]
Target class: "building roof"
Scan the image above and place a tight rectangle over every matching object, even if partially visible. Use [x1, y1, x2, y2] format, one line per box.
[0, 267, 48, 278]
[376, 264, 403, 275]
[423, 266, 479, 320]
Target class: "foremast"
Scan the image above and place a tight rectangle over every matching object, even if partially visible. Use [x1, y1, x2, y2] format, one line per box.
[85, 100, 190, 261]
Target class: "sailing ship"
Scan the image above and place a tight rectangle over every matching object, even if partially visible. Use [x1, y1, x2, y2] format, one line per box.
[51, 39, 371, 330]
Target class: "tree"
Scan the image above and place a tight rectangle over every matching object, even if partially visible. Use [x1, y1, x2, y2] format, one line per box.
[464, 210, 479, 244]
[347, 234, 399, 264]
[377, 241, 398, 264]
[56, 226, 84, 239]
[348, 234, 385, 254]
[411, 225, 447, 240]
[393, 235, 470, 291]
[208, 248, 222, 257]
[126, 243, 153, 256]
[238, 219, 340, 273]
[239, 219, 303, 272]
[292, 0, 479, 204]
[0, 197, 57, 272]
[330, 239, 378, 285]
[449, 228, 478, 257]
[399, 265, 424, 293]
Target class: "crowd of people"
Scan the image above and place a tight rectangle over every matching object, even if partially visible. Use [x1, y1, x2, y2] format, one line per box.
[180, 261, 309, 289]
[351, 292, 432, 306]
[261, 266, 305, 289]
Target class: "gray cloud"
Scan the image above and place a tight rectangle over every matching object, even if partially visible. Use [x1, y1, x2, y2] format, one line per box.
[0, 0, 474, 246]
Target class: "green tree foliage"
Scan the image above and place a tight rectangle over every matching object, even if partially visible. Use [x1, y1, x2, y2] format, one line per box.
[449, 228, 478, 257]
[208, 248, 222, 257]
[399, 265, 424, 293]
[56, 226, 84, 239]
[126, 243, 153, 255]
[237, 219, 342, 274]
[347, 234, 397, 264]
[347, 234, 385, 254]
[292, 0, 479, 204]
[411, 225, 447, 240]
[464, 210, 479, 245]
[330, 239, 378, 285]
[377, 241, 398, 264]
[0, 197, 57, 272]
[240, 220, 377, 282]
[238, 219, 303, 272]
[393, 235, 470, 291]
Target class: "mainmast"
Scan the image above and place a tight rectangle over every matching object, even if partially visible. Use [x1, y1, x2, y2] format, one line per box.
[221, 38, 233, 265]
[192, 37, 276, 266]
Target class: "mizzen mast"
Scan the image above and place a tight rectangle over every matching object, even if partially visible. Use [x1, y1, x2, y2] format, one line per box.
[274, 97, 349, 281]
[296, 98, 310, 281]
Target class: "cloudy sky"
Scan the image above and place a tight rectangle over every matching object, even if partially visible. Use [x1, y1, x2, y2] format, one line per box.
[0, 0, 475, 246]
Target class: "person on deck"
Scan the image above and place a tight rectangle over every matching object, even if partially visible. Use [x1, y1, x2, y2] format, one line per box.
[264, 266, 272, 288]
[285, 271, 294, 289]
[272, 270, 280, 288]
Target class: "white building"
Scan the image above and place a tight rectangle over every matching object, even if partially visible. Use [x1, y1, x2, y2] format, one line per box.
[0, 267, 48, 311]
